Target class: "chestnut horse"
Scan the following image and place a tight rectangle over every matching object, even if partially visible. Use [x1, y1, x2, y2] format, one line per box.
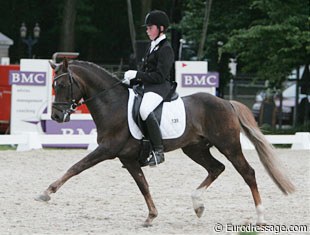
[35, 59, 295, 226]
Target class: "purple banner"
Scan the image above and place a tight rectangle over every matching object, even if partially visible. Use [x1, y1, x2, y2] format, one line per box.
[9, 70, 46, 86]
[44, 119, 96, 148]
[181, 72, 219, 88]
[45, 120, 96, 135]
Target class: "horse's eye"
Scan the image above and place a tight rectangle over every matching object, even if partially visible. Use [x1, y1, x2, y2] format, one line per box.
[53, 82, 65, 89]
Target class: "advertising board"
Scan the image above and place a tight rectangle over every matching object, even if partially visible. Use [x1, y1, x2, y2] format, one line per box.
[10, 59, 52, 134]
[9, 59, 96, 147]
[175, 61, 219, 96]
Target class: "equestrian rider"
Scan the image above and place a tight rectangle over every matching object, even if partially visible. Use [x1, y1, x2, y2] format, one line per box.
[122, 10, 175, 167]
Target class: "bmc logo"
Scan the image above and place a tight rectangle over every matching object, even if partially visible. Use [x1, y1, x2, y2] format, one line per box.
[9, 71, 46, 86]
[182, 73, 219, 88]
[61, 128, 97, 135]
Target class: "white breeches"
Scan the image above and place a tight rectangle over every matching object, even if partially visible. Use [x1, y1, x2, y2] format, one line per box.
[140, 92, 163, 121]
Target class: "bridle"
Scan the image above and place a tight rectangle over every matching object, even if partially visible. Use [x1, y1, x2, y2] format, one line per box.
[52, 68, 122, 120]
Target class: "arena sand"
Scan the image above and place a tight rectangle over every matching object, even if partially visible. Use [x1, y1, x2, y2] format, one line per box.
[0, 148, 309, 234]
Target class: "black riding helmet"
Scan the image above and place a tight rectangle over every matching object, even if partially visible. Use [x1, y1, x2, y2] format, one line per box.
[144, 10, 170, 33]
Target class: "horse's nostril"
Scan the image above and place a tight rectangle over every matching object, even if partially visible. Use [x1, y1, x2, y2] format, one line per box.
[51, 113, 57, 121]
[51, 113, 63, 122]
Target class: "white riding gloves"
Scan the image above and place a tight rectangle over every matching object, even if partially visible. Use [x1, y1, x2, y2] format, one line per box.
[122, 70, 137, 85]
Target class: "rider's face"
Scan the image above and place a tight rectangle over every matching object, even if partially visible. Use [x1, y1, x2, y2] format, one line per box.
[146, 25, 159, 41]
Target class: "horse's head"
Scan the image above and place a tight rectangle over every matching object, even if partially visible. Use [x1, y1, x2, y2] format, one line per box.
[49, 59, 83, 123]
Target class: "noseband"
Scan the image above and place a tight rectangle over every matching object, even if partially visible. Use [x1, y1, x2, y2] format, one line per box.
[52, 69, 122, 120]
[52, 70, 79, 120]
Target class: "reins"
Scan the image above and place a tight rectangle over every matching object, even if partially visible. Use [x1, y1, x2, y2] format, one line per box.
[52, 67, 123, 118]
[77, 78, 123, 106]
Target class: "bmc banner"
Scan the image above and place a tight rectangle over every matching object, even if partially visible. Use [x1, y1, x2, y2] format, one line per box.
[9, 71, 47, 86]
[175, 61, 219, 96]
[10, 59, 53, 134]
[9, 59, 96, 147]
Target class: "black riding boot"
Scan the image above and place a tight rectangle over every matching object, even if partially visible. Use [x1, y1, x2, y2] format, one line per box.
[145, 112, 165, 167]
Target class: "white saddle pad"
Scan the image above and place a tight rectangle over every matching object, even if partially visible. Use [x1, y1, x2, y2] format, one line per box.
[127, 89, 186, 140]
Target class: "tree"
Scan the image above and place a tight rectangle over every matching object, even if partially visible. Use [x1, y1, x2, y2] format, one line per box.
[178, 0, 255, 95]
[224, 0, 310, 87]
[59, 0, 77, 51]
[197, 0, 212, 60]
[179, 0, 309, 90]
[0, 0, 180, 64]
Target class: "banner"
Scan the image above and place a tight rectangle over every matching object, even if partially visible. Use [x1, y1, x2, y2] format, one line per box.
[10, 59, 53, 134]
[175, 61, 219, 96]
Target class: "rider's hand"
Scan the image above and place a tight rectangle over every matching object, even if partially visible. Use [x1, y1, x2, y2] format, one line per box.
[122, 70, 137, 85]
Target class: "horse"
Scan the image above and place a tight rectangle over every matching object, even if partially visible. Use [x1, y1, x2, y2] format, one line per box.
[35, 59, 295, 227]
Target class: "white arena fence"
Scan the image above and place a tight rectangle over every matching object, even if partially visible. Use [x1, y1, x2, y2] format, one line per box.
[240, 132, 310, 150]
[0, 132, 98, 151]
[0, 132, 309, 151]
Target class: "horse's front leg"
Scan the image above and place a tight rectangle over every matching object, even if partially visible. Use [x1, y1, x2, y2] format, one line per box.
[121, 158, 158, 227]
[35, 145, 115, 202]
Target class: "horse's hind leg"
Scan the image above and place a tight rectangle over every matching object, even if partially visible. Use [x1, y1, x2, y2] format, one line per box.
[35, 145, 114, 201]
[182, 143, 225, 218]
[220, 146, 266, 224]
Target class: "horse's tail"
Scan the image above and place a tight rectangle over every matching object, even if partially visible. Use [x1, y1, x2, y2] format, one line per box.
[230, 100, 295, 194]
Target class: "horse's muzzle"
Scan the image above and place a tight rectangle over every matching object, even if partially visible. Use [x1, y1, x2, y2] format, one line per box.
[51, 109, 71, 123]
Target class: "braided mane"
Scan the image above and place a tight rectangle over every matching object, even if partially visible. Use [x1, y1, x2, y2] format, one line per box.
[70, 60, 121, 82]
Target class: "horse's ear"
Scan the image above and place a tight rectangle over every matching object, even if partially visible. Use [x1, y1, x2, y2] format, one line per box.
[49, 60, 57, 69]
[62, 58, 68, 72]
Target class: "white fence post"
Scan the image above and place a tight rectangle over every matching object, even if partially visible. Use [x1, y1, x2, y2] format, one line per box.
[240, 133, 255, 149]
[17, 132, 42, 151]
[292, 132, 310, 150]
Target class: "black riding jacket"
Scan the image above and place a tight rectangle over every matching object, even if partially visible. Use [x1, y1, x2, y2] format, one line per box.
[135, 38, 174, 99]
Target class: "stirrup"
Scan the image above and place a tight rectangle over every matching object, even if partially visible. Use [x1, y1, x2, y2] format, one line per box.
[149, 150, 165, 167]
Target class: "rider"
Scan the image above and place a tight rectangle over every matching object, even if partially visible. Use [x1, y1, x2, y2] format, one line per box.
[122, 10, 175, 167]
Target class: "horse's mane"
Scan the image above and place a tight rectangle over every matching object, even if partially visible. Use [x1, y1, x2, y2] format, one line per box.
[70, 60, 121, 82]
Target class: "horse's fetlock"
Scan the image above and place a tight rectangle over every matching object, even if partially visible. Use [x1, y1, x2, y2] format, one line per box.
[149, 210, 158, 219]
[218, 164, 225, 174]
[49, 185, 58, 193]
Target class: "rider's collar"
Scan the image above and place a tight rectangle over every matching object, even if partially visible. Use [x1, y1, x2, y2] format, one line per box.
[150, 34, 166, 52]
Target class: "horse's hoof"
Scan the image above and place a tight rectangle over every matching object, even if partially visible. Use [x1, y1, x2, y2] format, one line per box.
[34, 193, 51, 202]
[194, 205, 205, 218]
[142, 221, 153, 227]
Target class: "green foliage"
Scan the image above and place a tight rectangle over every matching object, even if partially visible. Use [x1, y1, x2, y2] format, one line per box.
[0, 0, 175, 64]
[178, 0, 257, 91]
[75, 1, 98, 34]
[179, 0, 309, 88]
[0, 0, 308, 74]
[238, 232, 258, 235]
[224, 0, 309, 86]
[178, 0, 205, 42]
[0, 145, 16, 150]
[261, 121, 310, 135]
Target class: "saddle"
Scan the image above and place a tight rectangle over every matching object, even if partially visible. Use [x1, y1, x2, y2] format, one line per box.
[131, 82, 178, 164]
[132, 83, 178, 136]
